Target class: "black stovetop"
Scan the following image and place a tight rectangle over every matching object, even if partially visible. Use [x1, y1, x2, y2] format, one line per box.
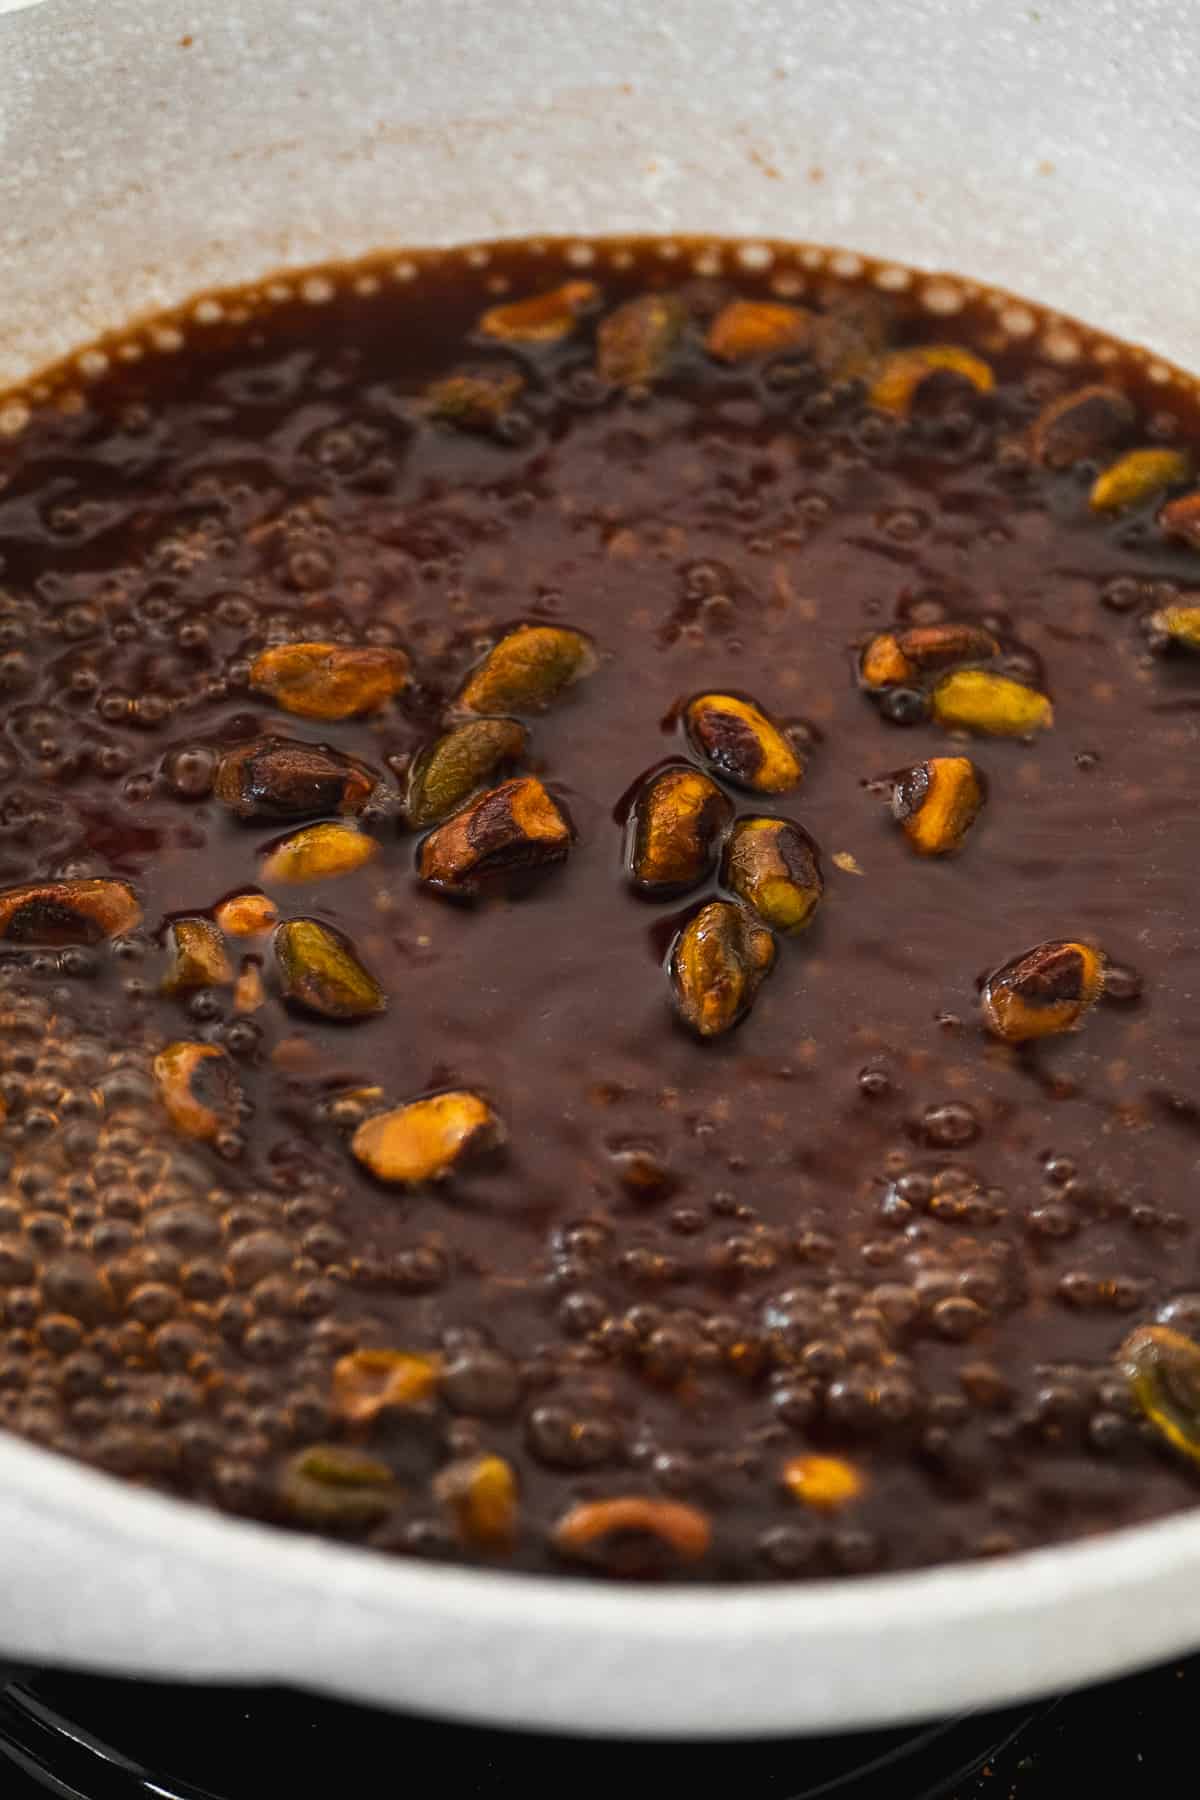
[0, 1655, 1192, 1799]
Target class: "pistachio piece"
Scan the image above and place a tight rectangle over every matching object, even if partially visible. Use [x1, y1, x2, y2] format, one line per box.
[153, 1042, 242, 1143]
[627, 765, 733, 897]
[424, 367, 525, 430]
[351, 1090, 503, 1184]
[434, 1452, 519, 1550]
[273, 919, 385, 1020]
[332, 1348, 443, 1425]
[279, 1444, 397, 1529]
[417, 777, 571, 897]
[859, 623, 1000, 689]
[260, 822, 379, 886]
[214, 892, 280, 937]
[668, 900, 776, 1038]
[705, 300, 812, 363]
[889, 756, 984, 856]
[478, 280, 598, 343]
[552, 1496, 712, 1571]
[458, 623, 595, 715]
[406, 717, 528, 830]
[721, 817, 823, 933]
[868, 345, 995, 416]
[214, 736, 376, 822]
[1120, 1325, 1200, 1465]
[782, 1454, 864, 1510]
[1090, 448, 1190, 513]
[595, 293, 686, 387]
[160, 918, 233, 994]
[981, 939, 1105, 1042]
[1159, 490, 1200, 549]
[1030, 383, 1134, 469]
[249, 641, 409, 722]
[233, 959, 266, 1013]
[930, 669, 1052, 736]
[1149, 604, 1200, 651]
[811, 291, 891, 380]
[0, 878, 142, 945]
[683, 692, 803, 794]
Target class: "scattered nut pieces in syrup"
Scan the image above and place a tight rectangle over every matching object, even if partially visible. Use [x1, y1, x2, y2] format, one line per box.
[153, 1041, 243, 1143]
[214, 737, 376, 821]
[1120, 1327, 1200, 1466]
[478, 280, 598, 344]
[867, 344, 994, 416]
[721, 817, 824, 932]
[457, 624, 595, 716]
[259, 821, 380, 885]
[1147, 603, 1200, 652]
[160, 917, 233, 994]
[1089, 448, 1190, 513]
[981, 940, 1106, 1042]
[782, 1454, 864, 1511]
[0, 880, 142, 945]
[214, 892, 280, 937]
[249, 642, 410, 721]
[888, 756, 984, 856]
[627, 765, 733, 897]
[1030, 383, 1135, 468]
[683, 692, 804, 793]
[595, 292, 686, 387]
[424, 367, 525, 431]
[351, 1090, 503, 1184]
[417, 776, 572, 897]
[1158, 490, 1200, 548]
[859, 624, 1000, 690]
[405, 717, 528, 830]
[553, 1497, 713, 1572]
[434, 1452, 519, 1550]
[705, 299, 812, 363]
[279, 1445, 398, 1528]
[332, 1348, 443, 1425]
[668, 900, 776, 1038]
[929, 669, 1053, 737]
[273, 918, 386, 1020]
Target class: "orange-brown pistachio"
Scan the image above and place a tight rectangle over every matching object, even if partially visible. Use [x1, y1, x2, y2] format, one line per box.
[332, 1348, 443, 1425]
[153, 1042, 242, 1143]
[478, 280, 598, 343]
[981, 939, 1105, 1042]
[705, 300, 812, 363]
[249, 641, 409, 721]
[782, 1454, 864, 1510]
[668, 900, 776, 1038]
[868, 345, 994, 416]
[1159, 490, 1200, 549]
[930, 669, 1052, 736]
[1090, 448, 1190, 513]
[0, 879, 141, 945]
[273, 919, 385, 1020]
[889, 756, 984, 855]
[214, 736, 376, 821]
[424, 367, 525, 430]
[721, 817, 823, 932]
[811, 290, 892, 380]
[260, 821, 379, 885]
[627, 765, 733, 897]
[417, 777, 571, 896]
[160, 917, 233, 994]
[552, 1496, 713, 1571]
[683, 692, 803, 793]
[1120, 1325, 1200, 1465]
[1148, 603, 1200, 651]
[859, 623, 1000, 689]
[351, 1090, 503, 1184]
[233, 959, 266, 1013]
[214, 892, 280, 937]
[458, 623, 595, 715]
[405, 717, 528, 829]
[1030, 383, 1135, 468]
[595, 293, 686, 387]
[434, 1453, 519, 1550]
[279, 1445, 397, 1528]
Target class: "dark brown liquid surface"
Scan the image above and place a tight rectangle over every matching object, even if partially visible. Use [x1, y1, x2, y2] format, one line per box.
[1, 239, 1199, 1581]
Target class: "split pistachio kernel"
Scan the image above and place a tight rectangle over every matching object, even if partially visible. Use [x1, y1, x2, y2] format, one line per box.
[930, 669, 1052, 736]
[553, 1496, 713, 1570]
[1089, 448, 1190, 513]
[280, 1445, 397, 1529]
[435, 1453, 519, 1550]
[249, 641, 410, 721]
[1030, 383, 1134, 469]
[1119, 1326, 1200, 1466]
[405, 717, 527, 830]
[260, 821, 380, 886]
[722, 817, 823, 933]
[478, 280, 598, 343]
[890, 756, 984, 856]
[1148, 604, 1200, 651]
[782, 1454, 864, 1511]
[273, 918, 385, 1020]
[161, 917, 233, 994]
[153, 1041, 242, 1143]
[0, 878, 141, 945]
[705, 299, 812, 363]
[859, 623, 1000, 689]
[595, 292, 686, 387]
[458, 623, 595, 715]
[1159, 490, 1200, 549]
[214, 892, 279, 937]
[214, 737, 376, 822]
[684, 692, 803, 793]
[352, 1090, 502, 1185]
[424, 366, 524, 430]
[868, 344, 994, 416]
[981, 939, 1105, 1042]
[332, 1348, 443, 1425]
[417, 776, 571, 896]
[669, 900, 776, 1039]
[627, 765, 733, 897]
